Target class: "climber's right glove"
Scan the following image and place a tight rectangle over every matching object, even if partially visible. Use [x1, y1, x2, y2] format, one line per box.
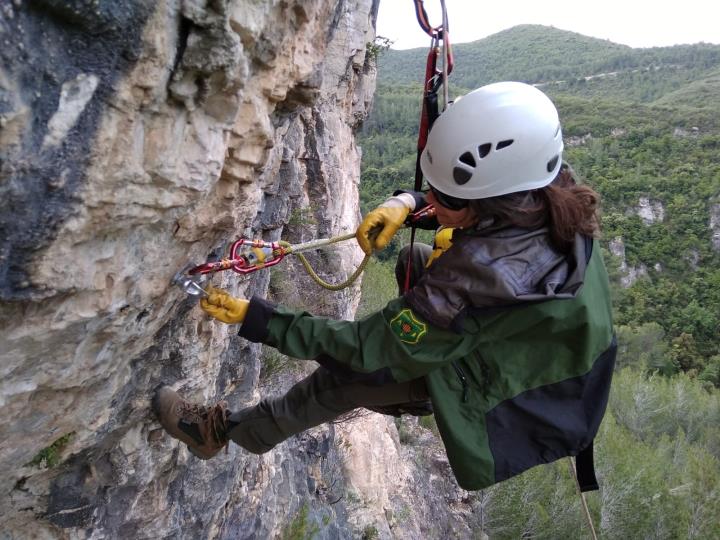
[356, 193, 416, 254]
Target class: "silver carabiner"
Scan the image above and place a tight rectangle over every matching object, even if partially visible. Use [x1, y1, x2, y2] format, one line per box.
[171, 265, 209, 297]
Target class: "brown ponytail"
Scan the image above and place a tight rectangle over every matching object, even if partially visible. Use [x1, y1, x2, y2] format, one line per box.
[468, 166, 600, 253]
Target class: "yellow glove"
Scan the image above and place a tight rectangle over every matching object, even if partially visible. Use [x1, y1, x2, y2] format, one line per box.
[356, 194, 415, 254]
[200, 286, 249, 324]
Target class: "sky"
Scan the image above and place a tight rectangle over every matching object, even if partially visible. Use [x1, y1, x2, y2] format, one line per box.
[376, 0, 720, 50]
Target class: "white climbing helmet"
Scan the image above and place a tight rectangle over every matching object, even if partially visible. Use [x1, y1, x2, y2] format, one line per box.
[420, 81, 564, 200]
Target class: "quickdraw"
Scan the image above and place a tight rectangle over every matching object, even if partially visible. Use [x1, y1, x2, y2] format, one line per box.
[188, 238, 287, 276]
[173, 206, 436, 296]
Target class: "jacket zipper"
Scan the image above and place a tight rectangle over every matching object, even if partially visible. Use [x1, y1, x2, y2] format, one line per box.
[476, 352, 491, 397]
[452, 361, 469, 402]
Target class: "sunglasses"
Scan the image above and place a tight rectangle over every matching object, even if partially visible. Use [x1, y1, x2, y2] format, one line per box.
[429, 185, 469, 211]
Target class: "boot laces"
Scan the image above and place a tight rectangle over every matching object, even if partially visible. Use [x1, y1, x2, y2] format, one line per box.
[177, 400, 229, 447]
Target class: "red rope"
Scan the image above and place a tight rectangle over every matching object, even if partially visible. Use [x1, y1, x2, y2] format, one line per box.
[405, 0, 454, 294]
[417, 46, 439, 156]
[413, 0, 442, 38]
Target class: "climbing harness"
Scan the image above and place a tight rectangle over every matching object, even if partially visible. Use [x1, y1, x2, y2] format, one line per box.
[405, 0, 454, 292]
[172, 207, 435, 296]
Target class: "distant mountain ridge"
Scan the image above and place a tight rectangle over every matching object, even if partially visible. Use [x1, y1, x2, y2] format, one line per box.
[378, 25, 720, 105]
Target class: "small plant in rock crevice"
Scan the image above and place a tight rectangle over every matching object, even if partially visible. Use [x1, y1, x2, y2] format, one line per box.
[281, 503, 320, 540]
[26, 432, 75, 469]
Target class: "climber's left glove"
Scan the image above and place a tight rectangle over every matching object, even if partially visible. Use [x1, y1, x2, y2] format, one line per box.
[200, 286, 249, 324]
[356, 193, 416, 254]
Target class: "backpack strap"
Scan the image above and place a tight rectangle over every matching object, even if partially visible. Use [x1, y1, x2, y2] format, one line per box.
[575, 441, 599, 492]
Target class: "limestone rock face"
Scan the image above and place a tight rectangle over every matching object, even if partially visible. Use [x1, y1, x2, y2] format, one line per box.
[608, 236, 648, 288]
[710, 203, 720, 251]
[336, 415, 479, 539]
[0, 1, 482, 538]
[0, 0, 377, 537]
[635, 197, 664, 225]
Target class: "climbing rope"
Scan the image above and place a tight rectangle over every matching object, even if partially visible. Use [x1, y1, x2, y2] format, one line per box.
[440, 0, 451, 109]
[279, 234, 371, 291]
[568, 457, 599, 540]
[285, 205, 436, 290]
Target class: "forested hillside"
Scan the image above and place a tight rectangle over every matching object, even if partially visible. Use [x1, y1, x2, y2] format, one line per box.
[378, 25, 720, 102]
[357, 26, 720, 537]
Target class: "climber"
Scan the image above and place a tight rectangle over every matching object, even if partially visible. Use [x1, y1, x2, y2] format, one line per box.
[153, 82, 616, 491]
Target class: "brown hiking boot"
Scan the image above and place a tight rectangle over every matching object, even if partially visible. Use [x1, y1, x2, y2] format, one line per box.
[153, 386, 230, 459]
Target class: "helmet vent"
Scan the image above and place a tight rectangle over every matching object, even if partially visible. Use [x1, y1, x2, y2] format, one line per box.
[459, 152, 476, 167]
[478, 143, 492, 158]
[546, 155, 560, 173]
[453, 167, 473, 185]
[427, 151, 433, 164]
[496, 139, 514, 150]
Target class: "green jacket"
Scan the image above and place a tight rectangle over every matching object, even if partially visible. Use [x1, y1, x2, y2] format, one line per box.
[239, 228, 615, 490]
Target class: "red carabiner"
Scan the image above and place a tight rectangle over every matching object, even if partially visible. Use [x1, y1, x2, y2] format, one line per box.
[187, 239, 286, 276]
[413, 0, 443, 38]
[228, 239, 286, 274]
[408, 204, 436, 223]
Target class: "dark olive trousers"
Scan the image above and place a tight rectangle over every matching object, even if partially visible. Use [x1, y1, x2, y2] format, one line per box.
[228, 243, 433, 454]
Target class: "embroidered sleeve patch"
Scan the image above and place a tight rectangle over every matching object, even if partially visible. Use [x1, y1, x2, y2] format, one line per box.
[390, 309, 428, 344]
